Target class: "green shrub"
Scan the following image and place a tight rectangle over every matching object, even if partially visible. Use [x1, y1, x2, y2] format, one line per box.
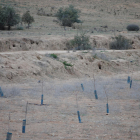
[55, 5, 81, 27]
[22, 11, 34, 29]
[63, 61, 73, 69]
[109, 35, 132, 50]
[63, 61, 73, 66]
[69, 32, 91, 50]
[127, 24, 139, 31]
[50, 53, 58, 59]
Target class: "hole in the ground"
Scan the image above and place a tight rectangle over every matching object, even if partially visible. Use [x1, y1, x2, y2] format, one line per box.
[13, 44, 16, 47]
[98, 63, 101, 69]
[30, 40, 34, 44]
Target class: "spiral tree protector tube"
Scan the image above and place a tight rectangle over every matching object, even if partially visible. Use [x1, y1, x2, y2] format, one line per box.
[127, 76, 130, 83]
[6, 132, 12, 140]
[81, 84, 84, 91]
[22, 120, 26, 133]
[94, 90, 98, 99]
[0, 87, 3, 97]
[77, 111, 82, 123]
[106, 103, 109, 114]
[41, 94, 43, 105]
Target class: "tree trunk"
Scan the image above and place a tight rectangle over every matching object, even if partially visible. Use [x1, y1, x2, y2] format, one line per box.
[28, 23, 29, 29]
[8, 25, 11, 30]
[0, 26, 5, 30]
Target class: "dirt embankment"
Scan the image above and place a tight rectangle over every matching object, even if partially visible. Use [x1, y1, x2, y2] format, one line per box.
[0, 49, 140, 82]
[0, 37, 68, 52]
[0, 35, 140, 52]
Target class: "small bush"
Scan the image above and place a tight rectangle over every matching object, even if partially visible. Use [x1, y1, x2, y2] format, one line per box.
[63, 61, 73, 69]
[109, 35, 132, 50]
[68, 32, 91, 50]
[50, 53, 58, 59]
[127, 24, 139, 31]
[63, 61, 73, 67]
[55, 5, 81, 27]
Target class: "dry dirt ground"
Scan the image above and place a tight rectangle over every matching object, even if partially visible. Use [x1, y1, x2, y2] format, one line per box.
[0, 49, 140, 140]
[0, 74, 140, 140]
[0, 0, 140, 139]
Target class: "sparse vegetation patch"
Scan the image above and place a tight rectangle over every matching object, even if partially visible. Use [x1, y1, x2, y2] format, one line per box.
[50, 53, 58, 59]
[63, 61, 73, 69]
[109, 35, 132, 50]
[68, 32, 91, 50]
[55, 5, 81, 27]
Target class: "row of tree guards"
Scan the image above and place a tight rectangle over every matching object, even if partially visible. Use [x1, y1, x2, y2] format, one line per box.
[0, 74, 133, 140]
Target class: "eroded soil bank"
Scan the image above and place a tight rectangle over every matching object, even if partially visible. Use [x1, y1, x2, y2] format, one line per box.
[0, 49, 140, 83]
[0, 34, 140, 52]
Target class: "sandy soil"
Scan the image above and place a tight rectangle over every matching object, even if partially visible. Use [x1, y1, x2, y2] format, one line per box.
[0, 74, 140, 140]
[0, 49, 140, 82]
[0, 0, 140, 139]
[0, 49, 140, 139]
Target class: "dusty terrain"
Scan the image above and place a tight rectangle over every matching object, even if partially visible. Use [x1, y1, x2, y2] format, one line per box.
[0, 49, 140, 140]
[0, 74, 140, 140]
[0, 49, 140, 82]
[0, 0, 140, 38]
[0, 0, 140, 140]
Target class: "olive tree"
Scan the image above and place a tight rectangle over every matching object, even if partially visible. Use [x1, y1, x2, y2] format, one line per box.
[0, 5, 20, 30]
[22, 11, 34, 29]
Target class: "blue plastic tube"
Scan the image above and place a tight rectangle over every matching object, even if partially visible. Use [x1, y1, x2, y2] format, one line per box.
[22, 120, 26, 133]
[41, 94, 43, 105]
[0, 87, 3, 97]
[81, 84, 84, 91]
[6, 132, 12, 140]
[127, 76, 130, 83]
[106, 103, 109, 114]
[77, 111, 82, 123]
[94, 90, 98, 99]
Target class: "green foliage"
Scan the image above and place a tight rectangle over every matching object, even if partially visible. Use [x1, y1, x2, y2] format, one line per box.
[22, 11, 34, 28]
[56, 5, 81, 27]
[69, 32, 91, 50]
[63, 61, 73, 69]
[50, 53, 58, 59]
[0, 6, 6, 30]
[0, 5, 20, 30]
[127, 24, 139, 31]
[109, 35, 132, 50]
[63, 61, 73, 66]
